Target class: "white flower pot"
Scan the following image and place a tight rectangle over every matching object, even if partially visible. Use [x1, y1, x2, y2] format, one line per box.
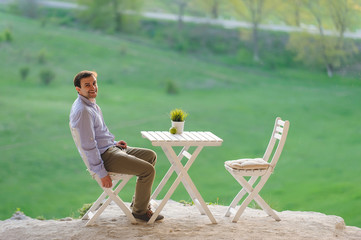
[171, 121, 185, 134]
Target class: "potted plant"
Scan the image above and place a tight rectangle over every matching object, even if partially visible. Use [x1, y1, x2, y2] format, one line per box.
[169, 108, 188, 134]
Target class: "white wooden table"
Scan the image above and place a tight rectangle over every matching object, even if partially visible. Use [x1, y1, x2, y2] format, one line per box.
[141, 131, 223, 224]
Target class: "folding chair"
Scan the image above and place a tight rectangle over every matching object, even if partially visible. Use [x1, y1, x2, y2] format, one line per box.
[69, 124, 136, 226]
[224, 117, 290, 223]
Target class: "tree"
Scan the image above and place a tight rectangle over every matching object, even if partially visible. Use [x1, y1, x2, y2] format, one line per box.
[230, 0, 274, 62]
[16, 0, 39, 18]
[172, 0, 191, 29]
[328, 0, 360, 46]
[195, 0, 226, 19]
[288, 0, 360, 77]
[276, 0, 304, 27]
[77, 0, 143, 33]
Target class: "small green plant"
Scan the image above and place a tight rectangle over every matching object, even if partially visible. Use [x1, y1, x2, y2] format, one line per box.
[78, 203, 92, 218]
[19, 66, 30, 81]
[207, 197, 220, 205]
[38, 48, 48, 64]
[15, 207, 23, 214]
[119, 45, 127, 55]
[3, 29, 13, 42]
[36, 215, 46, 220]
[166, 79, 179, 95]
[39, 69, 55, 85]
[170, 108, 188, 122]
[179, 200, 194, 206]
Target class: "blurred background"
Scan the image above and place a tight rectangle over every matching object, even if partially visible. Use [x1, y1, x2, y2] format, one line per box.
[0, 0, 361, 227]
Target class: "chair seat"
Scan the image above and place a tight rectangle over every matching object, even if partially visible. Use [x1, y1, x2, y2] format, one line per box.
[108, 172, 132, 180]
[225, 158, 270, 170]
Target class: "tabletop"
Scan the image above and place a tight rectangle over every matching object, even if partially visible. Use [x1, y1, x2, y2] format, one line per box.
[141, 131, 223, 146]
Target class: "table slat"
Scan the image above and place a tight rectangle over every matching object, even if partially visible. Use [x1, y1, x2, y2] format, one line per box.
[184, 132, 202, 141]
[141, 131, 158, 141]
[196, 131, 217, 141]
[142, 131, 223, 145]
[204, 131, 223, 142]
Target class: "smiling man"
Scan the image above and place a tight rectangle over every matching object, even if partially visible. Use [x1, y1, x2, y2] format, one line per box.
[69, 70, 164, 222]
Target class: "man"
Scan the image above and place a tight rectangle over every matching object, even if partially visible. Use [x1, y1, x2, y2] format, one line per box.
[69, 70, 164, 222]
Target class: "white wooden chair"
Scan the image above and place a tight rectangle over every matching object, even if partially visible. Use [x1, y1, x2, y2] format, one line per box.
[224, 117, 290, 223]
[69, 125, 136, 226]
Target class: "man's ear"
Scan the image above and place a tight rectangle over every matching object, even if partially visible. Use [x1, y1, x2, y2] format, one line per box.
[75, 86, 81, 93]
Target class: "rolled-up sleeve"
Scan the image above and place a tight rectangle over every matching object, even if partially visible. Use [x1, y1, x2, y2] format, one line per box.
[72, 109, 108, 178]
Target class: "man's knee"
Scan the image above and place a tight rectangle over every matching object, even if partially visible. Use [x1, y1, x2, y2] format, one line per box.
[139, 163, 155, 179]
[143, 149, 157, 165]
[149, 149, 157, 165]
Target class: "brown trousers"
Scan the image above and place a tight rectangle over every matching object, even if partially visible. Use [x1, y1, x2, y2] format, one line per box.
[101, 146, 156, 215]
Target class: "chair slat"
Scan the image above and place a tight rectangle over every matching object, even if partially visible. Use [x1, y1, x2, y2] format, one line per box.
[277, 119, 285, 126]
[274, 133, 282, 140]
[276, 126, 283, 133]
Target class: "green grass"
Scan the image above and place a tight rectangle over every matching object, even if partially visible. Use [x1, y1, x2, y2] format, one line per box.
[1, 11, 361, 228]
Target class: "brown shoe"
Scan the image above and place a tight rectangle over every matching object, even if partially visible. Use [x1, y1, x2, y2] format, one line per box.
[132, 210, 164, 222]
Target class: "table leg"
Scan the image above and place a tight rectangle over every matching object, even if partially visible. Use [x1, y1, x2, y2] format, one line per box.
[151, 146, 190, 200]
[170, 146, 206, 215]
[161, 145, 217, 224]
[147, 165, 186, 224]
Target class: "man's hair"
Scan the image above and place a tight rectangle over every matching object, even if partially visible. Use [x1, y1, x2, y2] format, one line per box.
[73, 70, 97, 88]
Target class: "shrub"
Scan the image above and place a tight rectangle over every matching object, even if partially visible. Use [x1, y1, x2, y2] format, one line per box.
[18, 0, 39, 18]
[119, 46, 127, 55]
[39, 69, 55, 85]
[36, 216, 46, 220]
[38, 49, 48, 64]
[166, 79, 179, 95]
[3, 29, 13, 42]
[19, 66, 30, 81]
[78, 203, 92, 218]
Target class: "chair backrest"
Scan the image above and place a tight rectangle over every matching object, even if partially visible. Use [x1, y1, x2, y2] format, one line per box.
[262, 117, 290, 168]
[69, 123, 95, 176]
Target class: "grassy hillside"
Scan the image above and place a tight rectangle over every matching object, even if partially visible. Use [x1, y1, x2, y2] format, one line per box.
[1, 11, 361, 227]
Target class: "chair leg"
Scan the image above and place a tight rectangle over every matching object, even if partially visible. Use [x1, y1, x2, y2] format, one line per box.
[225, 190, 245, 217]
[225, 176, 258, 217]
[82, 191, 108, 220]
[83, 176, 136, 226]
[104, 188, 137, 224]
[253, 195, 281, 221]
[85, 196, 113, 226]
[231, 175, 272, 223]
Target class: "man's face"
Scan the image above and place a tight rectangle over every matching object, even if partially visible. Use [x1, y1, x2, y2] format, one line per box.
[76, 75, 98, 100]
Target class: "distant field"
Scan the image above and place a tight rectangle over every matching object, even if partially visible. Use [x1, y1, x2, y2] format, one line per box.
[1, 11, 361, 227]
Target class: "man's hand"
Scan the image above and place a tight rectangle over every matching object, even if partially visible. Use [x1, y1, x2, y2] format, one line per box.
[116, 140, 127, 149]
[100, 175, 112, 188]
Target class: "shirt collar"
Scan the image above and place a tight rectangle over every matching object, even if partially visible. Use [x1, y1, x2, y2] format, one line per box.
[78, 94, 96, 106]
